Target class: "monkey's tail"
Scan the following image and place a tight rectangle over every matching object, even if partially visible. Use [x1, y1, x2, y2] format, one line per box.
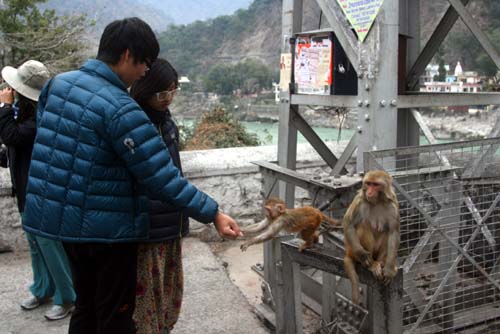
[318, 214, 343, 235]
[321, 214, 342, 227]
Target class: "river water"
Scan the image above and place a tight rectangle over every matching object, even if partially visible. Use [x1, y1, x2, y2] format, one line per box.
[179, 119, 446, 146]
[240, 121, 354, 145]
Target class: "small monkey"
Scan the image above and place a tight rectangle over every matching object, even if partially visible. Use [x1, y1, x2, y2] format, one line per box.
[240, 198, 341, 252]
[343, 170, 400, 304]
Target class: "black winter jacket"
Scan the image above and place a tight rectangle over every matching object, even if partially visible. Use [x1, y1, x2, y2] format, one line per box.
[144, 106, 189, 242]
[0, 104, 36, 212]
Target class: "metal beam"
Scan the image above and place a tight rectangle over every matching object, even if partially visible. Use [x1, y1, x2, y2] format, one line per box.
[398, 92, 500, 108]
[356, 0, 399, 171]
[272, 2, 303, 332]
[290, 94, 360, 108]
[289, 107, 347, 173]
[331, 133, 357, 175]
[448, 0, 500, 69]
[367, 137, 500, 159]
[314, 0, 360, 70]
[406, 0, 471, 90]
[281, 240, 403, 334]
[254, 160, 361, 196]
[463, 117, 500, 178]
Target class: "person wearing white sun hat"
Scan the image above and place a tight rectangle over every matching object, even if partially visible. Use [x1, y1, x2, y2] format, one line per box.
[0, 60, 76, 321]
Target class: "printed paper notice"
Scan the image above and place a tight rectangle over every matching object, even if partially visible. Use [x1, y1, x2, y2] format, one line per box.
[294, 37, 332, 95]
[337, 0, 384, 42]
[279, 53, 292, 91]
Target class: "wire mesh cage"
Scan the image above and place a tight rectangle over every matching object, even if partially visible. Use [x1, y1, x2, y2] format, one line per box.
[364, 137, 500, 334]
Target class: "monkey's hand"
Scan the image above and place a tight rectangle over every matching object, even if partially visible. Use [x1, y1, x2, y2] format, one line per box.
[369, 261, 384, 281]
[240, 242, 250, 252]
[383, 265, 398, 285]
[354, 248, 373, 268]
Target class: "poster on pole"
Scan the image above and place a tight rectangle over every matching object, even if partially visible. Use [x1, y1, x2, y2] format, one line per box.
[337, 0, 384, 42]
[279, 53, 292, 91]
[293, 35, 333, 95]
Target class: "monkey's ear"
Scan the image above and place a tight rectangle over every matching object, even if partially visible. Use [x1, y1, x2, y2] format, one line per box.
[264, 205, 272, 214]
[276, 203, 286, 213]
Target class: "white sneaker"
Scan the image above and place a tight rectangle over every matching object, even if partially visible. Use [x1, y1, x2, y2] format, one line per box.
[20, 296, 47, 310]
[44, 304, 75, 321]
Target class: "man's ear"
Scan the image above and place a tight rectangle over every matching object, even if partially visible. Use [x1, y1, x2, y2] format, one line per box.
[119, 49, 131, 65]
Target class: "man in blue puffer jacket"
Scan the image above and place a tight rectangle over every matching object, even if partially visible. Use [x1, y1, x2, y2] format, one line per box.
[22, 17, 242, 334]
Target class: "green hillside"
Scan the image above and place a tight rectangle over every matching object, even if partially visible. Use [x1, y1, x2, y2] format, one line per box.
[158, 0, 500, 85]
[157, 0, 278, 79]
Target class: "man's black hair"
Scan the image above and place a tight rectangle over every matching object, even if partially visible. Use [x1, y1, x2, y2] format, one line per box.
[97, 17, 159, 66]
[130, 58, 178, 107]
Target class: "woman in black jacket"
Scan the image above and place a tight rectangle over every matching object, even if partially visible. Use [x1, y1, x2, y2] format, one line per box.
[0, 60, 75, 320]
[130, 58, 187, 334]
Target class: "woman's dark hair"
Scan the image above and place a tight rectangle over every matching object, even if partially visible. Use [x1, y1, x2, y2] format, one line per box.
[130, 58, 178, 108]
[97, 17, 159, 66]
[16, 94, 37, 123]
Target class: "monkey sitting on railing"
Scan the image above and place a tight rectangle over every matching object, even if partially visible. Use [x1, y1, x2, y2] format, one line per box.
[240, 198, 341, 252]
[343, 170, 400, 304]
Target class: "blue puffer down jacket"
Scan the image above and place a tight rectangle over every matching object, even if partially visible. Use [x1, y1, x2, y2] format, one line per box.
[23, 59, 218, 243]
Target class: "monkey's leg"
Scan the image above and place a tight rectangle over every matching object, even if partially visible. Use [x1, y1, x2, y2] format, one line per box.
[344, 255, 361, 304]
[298, 228, 317, 252]
[382, 230, 399, 284]
[370, 234, 388, 281]
[356, 226, 376, 268]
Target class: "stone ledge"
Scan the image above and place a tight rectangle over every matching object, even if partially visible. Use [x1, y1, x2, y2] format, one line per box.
[0, 141, 347, 251]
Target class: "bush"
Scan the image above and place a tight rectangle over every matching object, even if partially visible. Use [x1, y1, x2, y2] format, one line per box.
[183, 106, 259, 150]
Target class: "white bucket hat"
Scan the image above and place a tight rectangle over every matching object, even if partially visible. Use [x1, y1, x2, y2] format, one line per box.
[1, 60, 50, 101]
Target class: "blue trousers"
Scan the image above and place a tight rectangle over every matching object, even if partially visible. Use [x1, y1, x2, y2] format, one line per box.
[26, 232, 75, 305]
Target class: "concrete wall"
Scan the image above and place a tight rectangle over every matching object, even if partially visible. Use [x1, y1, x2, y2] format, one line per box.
[0, 142, 346, 251]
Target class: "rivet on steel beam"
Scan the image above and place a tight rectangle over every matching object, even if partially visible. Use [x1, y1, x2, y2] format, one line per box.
[391, 99, 398, 107]
[364, 114, 370, 121]
[380, 100, 387, 107]
[357, 100, 363, 107]
[365, 84, 370, 91]
[357, 126, 363, 133]
[364, 100, 370, 107]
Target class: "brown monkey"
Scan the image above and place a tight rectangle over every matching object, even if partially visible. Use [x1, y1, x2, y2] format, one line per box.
[343, 170, 400, 304]
[240, 198, 341, 252]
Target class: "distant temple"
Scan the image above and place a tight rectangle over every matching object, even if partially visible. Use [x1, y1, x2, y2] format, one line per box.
[420, 61, 483, 93]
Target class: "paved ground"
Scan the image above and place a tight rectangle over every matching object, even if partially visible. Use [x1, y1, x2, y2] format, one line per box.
[0, 237, 269, 334]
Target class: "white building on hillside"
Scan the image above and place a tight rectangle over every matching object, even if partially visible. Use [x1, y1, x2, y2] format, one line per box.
[420, 61, 483, 93]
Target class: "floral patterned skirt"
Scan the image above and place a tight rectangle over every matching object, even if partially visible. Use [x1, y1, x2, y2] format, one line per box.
[134, 239, 183, 334]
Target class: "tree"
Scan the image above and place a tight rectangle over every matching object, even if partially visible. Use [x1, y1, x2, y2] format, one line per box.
[433, 48, 447, 82]
[204, 64, 236, 95]
[203, 59, 276, 95]
[0, 0, 92, 73]
[183, 106, 260, 150]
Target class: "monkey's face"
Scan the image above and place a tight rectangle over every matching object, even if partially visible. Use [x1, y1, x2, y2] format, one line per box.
[264, 202, 286, 220]
[364, 180, 383, 203]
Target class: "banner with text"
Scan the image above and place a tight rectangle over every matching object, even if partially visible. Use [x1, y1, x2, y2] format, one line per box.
[337, 0, 384, 42]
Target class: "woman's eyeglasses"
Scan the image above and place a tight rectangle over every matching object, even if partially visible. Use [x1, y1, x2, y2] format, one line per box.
[155, 88, 180, 101]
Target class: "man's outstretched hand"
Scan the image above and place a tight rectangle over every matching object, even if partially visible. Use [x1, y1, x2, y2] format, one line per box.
[214, 211, 243, 240]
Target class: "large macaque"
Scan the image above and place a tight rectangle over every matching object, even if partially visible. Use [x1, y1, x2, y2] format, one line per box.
[343, 170, 400, 304]
[240, 198, 341, 252]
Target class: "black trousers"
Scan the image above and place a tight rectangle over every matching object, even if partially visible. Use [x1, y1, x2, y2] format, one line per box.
[63, 242, 138, 334]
